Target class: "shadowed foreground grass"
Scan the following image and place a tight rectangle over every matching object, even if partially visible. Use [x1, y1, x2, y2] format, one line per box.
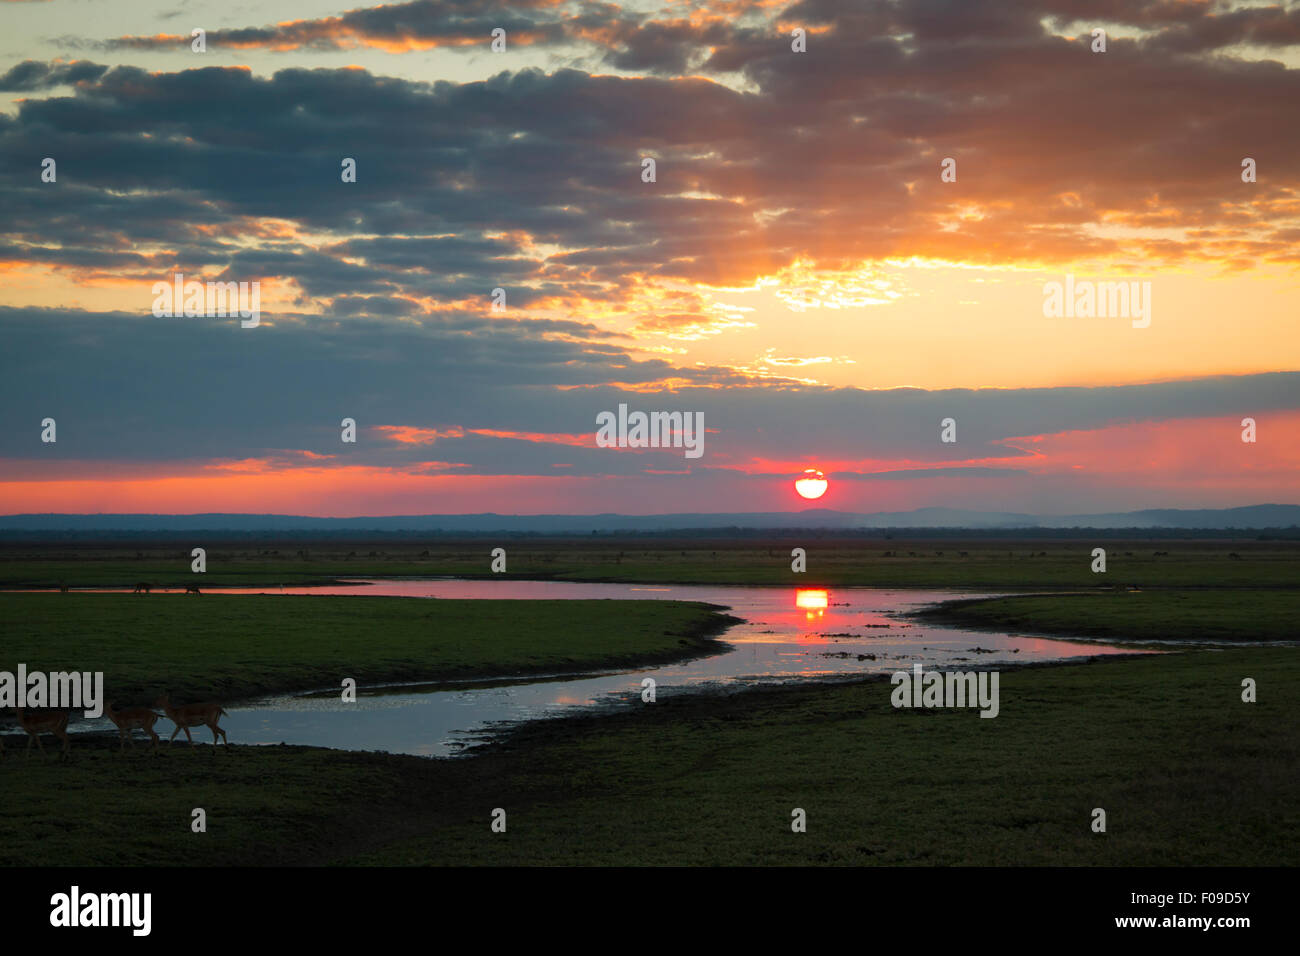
[918, 590, 1300, 642]
[1, 647, 1295, 866]
[363, 646, 1299, 865]
[0, 593, 736, 703]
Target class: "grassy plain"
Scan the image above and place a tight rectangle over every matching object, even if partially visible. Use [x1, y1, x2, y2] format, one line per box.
[0, 593, 735, 703]
[2, 537, 1298, 589]
[1, 646, 1293, 866]
[918, 590, 1300, 642]
[1, 541, 1295, 866]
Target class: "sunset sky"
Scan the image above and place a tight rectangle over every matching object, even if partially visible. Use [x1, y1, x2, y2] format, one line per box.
[2, 0, 1298, 516]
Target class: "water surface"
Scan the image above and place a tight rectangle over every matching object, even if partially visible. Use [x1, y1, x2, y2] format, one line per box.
[142, 579, 1139, 757]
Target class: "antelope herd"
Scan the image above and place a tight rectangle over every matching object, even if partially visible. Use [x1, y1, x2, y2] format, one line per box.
[1, 694, 229, 759]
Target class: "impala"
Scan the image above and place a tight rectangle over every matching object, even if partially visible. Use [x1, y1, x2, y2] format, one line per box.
[154, 694, 228, 748]
[104, 700, 162, 752]
[14, 707, 71, 757]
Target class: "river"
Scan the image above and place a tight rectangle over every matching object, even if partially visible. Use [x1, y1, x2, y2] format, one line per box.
[108, 578, 1141, 757]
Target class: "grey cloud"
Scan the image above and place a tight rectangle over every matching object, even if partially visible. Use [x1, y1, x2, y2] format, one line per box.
[0, 60, 108, 92]
[2, 307, 1294, 479]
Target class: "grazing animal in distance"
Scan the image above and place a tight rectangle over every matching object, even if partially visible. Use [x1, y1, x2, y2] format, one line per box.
[154, 694, 228, 749]
[132, 582, 151, 593]
[14, 707, 71, 758]
[104, 701, 162, 752]
[184, 585, 201, 594]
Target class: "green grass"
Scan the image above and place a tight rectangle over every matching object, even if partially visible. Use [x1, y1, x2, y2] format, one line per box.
[1, 647, 1294, 865]
[918, 590, 1300, 642]
[0, 744, 437, 866]
[4, 538, 1299, 589]
[359, 646, 1299, 866]
[0, 593, 736, 703]
[1, 570, 1295, 866]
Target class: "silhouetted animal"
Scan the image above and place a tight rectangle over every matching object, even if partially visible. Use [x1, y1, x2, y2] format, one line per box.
[155, 695, 228, 749]
[104, 701, 162, 752]
[14, 707, 71, 757]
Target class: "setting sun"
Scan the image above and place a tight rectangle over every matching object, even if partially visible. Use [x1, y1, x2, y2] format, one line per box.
[795, 469, 828, 500]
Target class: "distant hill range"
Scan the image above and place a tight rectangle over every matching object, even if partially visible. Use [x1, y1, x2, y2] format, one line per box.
[1, 505, 1298, 536]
